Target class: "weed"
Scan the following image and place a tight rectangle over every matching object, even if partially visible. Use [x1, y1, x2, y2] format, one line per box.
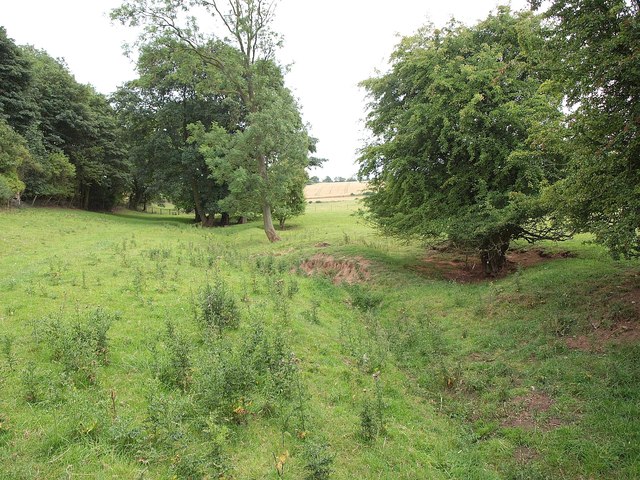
[347, 284, 383, 311]
[1, 335, 15, 370]
[5, 278, 17, 291]
[359, 397, 377, 442]
[131, 265, 146, 292]
[107, 416, 144, 455]
[287, 278, 300, 298]
[42, 309, 116, 385]
[304, 300, 321, 324]
[47, 256, 65, 286]
[198, 281, 240, 333]
[21, 361, 43, 403]
[302, 437, 335, 480]
[359, 374, 385, 442]
[157, 321, 193, 391]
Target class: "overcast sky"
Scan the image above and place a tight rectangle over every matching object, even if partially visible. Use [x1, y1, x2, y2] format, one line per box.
[2, 0, 528, 178]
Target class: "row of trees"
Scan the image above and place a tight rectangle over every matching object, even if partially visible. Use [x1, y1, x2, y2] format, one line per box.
[359, 1, 639, 273]
[1, 0, 319, 240]
[308, 176, 358, 184]
[0, 27, 128, 210]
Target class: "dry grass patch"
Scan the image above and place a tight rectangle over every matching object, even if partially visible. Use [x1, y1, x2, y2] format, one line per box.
[299, 253, 371, 284]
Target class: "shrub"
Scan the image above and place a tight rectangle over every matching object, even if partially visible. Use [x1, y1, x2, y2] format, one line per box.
[347, 285, 383, 311]
[42, 309, 116, 385]
[156, 321, 193, 391]
[302, 438, 335, 480]
[198, 281, 240, 332]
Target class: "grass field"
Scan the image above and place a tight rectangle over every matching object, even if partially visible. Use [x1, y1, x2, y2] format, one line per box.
[0, 202, 638, 479]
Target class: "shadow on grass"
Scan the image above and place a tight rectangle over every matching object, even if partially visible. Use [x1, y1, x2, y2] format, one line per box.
[109, 210, 195, 227]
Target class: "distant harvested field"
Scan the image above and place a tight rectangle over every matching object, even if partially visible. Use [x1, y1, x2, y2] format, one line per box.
[304, 181, 369, 201]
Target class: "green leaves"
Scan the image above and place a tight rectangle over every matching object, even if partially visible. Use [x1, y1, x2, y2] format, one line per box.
[531, 0, 640, 257]
[359, 8, 569, 272]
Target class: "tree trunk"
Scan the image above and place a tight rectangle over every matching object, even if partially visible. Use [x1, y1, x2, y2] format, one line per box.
[262, 202, 280, 242]
[258, 155, 280, 242]
[201, 215, 215, 227]
[220, 212, 230, 226]
[279, 217, 285, 230]
[237, 216, 247, 224]
[83, 186, 90, 210]
[192, 180, 214, 228]
[480, 241, 510, 276]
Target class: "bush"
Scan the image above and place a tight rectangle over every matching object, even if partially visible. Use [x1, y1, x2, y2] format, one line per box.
[302, 438, 335, 480]
[198, 281, 240, 332]
[42, 309, 117, 385]
[347, 285, 383, 311]
[156, 321, 193, 391]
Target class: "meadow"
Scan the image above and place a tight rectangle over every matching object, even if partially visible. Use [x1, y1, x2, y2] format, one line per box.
[0, 202, 638, 479]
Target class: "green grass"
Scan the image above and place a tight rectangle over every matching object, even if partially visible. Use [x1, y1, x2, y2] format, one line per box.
[0, 203, 638, 479]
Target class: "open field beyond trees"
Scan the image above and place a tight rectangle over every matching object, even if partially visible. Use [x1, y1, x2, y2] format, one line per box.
[0, 202, 638, 479]
[304, 182, 369, 202]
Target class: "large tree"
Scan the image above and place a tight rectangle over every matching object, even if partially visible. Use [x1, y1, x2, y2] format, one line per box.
[530, 0, 640, 257]
[113, 37, 236, 224]
[0, 30, 128, 209]
[359, 8, 569, 274]
[0, 27, 36, 135]
[112, 0, 311, 241]
[0, 119, 28, 204]
[191, 79, 310, 229]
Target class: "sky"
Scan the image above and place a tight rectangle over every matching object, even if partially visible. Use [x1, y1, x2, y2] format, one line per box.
[2, 0, 528, 178]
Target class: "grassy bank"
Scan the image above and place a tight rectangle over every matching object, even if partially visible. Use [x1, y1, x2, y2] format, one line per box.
[0, 203, 638, 479]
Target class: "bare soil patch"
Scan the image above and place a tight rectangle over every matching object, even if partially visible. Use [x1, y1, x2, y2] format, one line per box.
[514, 446, 540, 464]
[413, 248, 575, 283]
[566, 272, 640, 352]
[501, 391, 561, 431]
[299, 253, 371, 285]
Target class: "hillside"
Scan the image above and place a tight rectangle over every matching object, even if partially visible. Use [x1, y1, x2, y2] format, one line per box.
[0, 203, 638, 479]
[304, 181, 369, 201]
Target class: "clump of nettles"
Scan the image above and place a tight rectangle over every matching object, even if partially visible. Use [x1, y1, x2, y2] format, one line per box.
[41, 309, 117, 385]
[359, 373, 385, 442]
[198, 281, 240, 333]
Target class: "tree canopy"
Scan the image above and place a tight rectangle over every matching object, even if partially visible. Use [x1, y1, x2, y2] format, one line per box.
[0, 29, 129, 209]
[359, 8, 569, 273]
[112, 0, 312, 241]
[530, 0, 640, 258]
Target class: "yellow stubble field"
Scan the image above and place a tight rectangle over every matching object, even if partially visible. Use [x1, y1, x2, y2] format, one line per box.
[304, 181, 369, 201]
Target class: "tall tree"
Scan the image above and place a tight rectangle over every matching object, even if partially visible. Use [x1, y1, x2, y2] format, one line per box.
[0, 27, 36, 135]
[359, 8, 569, 274]
[17, 47, 129, 209]
[0, 119, 28, 204]
[113, 37, 237, 224]
[191, 80, 310, 229]
[112, 0, 311, 241]
[530, 0, 640, 257]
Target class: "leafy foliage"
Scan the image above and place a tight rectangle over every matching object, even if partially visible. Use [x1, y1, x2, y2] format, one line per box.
[359, 8, 568, 272]
[112, 0, 313, 240]
[531, 0, 640, 257]
[0, 119, 28, 203]
[198, 281, 240, 332]
[0, 30, 129, 209]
